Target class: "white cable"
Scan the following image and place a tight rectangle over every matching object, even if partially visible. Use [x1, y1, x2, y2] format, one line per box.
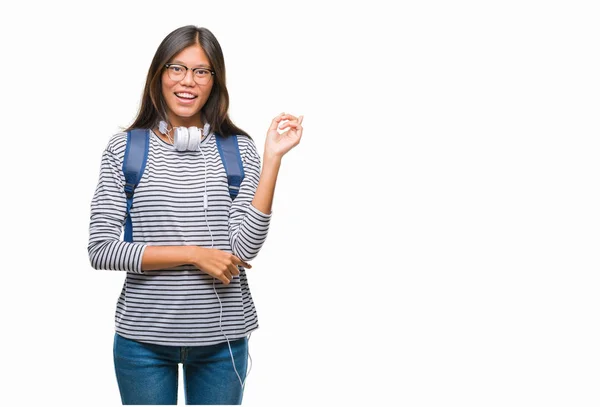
[200, 142, 246, 390]
[246, 333, 253, 380]
[212, 278, 245, 389]
[198, 146, 214, 248]
[160, 120, 252, 389]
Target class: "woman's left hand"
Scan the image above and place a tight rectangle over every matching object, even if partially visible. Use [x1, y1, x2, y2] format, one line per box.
[264, 112, 304, 160]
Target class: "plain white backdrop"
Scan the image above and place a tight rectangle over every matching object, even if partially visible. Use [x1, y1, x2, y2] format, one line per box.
[1, 0, 599, 406]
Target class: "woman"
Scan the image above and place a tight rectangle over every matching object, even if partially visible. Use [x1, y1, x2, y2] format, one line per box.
[88, 25, 303, 405]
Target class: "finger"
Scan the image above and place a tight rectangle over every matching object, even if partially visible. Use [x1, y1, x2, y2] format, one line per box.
[294, 124, 303, 140]
[298, 115, 303, 125]
[279, 119, 300, 128]
[216, 271, 231, 285]
[269, 112, 286, 132]
[280, 113, 297, 121]
[281, 122, 302, 132]
[278, 117, 302, 129]
[232, 255, 252, 269]
[277, 114, 298, 127]
[228, 263, 240, 277]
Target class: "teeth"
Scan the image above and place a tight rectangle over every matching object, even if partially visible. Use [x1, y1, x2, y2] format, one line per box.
[176, 93, 196, 99]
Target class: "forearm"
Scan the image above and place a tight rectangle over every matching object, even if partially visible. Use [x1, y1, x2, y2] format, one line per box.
[141, 245, 251, 284]
[251, 154, 281, 214]
[141, 245, 200, 271]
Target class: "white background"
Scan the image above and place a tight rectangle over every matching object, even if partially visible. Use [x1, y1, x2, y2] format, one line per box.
[1, 0, 599, 406]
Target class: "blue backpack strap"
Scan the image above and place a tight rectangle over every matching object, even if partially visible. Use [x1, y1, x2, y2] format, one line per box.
[122, 129, 150, 242]
[215, 134, 244, 200]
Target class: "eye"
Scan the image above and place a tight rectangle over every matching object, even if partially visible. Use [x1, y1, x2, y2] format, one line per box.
[170, 65, 184, 73]
[194, 69, 210, 76]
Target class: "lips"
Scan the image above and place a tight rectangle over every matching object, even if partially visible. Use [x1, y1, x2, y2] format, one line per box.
[174, 92, 198, 105]
[175, 92, 197, 99]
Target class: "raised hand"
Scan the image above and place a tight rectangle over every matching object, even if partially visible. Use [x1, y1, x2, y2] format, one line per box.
[264, 112, 304, 160]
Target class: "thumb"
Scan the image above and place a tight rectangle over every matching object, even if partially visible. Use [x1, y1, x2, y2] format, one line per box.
[268, 112, 286, 132]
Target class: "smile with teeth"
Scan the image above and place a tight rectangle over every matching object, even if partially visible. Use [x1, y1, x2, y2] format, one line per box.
[175, 92, 197, 99]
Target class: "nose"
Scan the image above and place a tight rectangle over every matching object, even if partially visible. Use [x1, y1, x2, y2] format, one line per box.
[181, 68, 195, 86]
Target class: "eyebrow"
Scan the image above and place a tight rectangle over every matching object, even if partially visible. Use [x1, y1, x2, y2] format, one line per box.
[171, 60, 211, 69]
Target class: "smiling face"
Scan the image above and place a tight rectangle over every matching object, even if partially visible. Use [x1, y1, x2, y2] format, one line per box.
[161, 44, 214, 128]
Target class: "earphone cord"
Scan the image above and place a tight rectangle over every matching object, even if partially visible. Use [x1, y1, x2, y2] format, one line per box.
[159, 121, 174, 144]
[159, 119, 252, 387]
[199, 145, 250, 390]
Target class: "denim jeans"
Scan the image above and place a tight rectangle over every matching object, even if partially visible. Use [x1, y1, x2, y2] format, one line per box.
[113, 333, 248, 405]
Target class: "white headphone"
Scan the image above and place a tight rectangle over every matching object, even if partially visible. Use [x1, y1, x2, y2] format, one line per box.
[159, 120, 211, 151]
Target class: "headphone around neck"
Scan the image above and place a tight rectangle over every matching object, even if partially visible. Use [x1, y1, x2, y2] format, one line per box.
[158, 120, 211, 151]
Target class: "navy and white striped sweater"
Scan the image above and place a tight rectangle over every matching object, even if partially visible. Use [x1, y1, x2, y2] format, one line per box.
[88, 130, 271, 346]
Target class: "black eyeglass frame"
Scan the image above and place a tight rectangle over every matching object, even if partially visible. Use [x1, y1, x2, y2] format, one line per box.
[164, 63, 215, 83]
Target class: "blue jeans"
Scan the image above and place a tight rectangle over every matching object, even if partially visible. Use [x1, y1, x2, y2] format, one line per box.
[113, 333, 248, 405]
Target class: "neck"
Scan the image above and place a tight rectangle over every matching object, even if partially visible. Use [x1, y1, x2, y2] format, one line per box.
[167, 115, 203, 129]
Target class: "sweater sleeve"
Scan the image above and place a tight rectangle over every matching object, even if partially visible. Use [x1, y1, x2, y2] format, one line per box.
[228, 136, 272, 262]
[88, 141, 147, 273]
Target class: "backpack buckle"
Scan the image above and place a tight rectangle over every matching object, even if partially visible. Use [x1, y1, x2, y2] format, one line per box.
[124, 183, 135, 199]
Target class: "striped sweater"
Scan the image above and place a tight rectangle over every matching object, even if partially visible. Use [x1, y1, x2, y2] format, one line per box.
[88, 130, 271, 346]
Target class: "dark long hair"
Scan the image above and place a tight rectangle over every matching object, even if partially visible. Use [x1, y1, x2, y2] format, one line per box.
[125, 25, 249, 138]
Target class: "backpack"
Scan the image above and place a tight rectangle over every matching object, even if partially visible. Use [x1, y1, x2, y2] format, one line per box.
[122, 129, 245, 242]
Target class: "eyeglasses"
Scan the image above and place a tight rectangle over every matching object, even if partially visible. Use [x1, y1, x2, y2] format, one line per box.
[164, 63, 215, 85]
